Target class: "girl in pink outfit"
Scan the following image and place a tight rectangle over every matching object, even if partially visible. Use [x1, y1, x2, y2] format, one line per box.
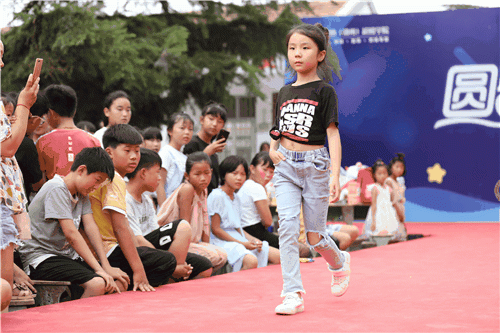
[157, 152, 227, 272]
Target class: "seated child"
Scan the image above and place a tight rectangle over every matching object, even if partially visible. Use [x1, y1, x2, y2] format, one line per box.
[157, 112, 194, 206]
[385, 153, 407, 242]
[239, 152, 281, 249]
[37, 84, 101, 181]
[19, 147, 127, 298]
[157, 152, 228, 272]
[363, 160, 401, 240]
[142, 127, 163, 153]
[126, 148, 213, 280]
[93, 91, 132, 146]
[90, 124, 177, 291]
[208, 156, 280, 272]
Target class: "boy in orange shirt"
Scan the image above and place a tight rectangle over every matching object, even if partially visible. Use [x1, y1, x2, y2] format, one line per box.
[90, 124, 176, 291]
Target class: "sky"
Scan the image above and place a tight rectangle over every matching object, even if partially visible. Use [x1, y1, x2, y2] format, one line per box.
[1, 0, 499, 28]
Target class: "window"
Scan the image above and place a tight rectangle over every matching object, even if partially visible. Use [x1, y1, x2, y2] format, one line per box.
[223, 96, 256, 118]
[223, 96, 237, 118]
[239, 97, 256, 118]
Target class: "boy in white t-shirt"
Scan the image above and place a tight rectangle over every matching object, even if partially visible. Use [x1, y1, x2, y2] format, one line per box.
[126, 148, 213, 280]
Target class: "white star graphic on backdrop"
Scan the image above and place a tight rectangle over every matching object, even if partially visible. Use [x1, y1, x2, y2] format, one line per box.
[424, 33, 432, 42]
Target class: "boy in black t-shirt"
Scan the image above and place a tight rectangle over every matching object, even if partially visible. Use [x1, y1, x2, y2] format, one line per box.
[184, 102, 228, 194]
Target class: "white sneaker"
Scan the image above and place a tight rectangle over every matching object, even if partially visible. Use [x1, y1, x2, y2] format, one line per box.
[329, 251, 351, 297]
[275, 293, 304, 315]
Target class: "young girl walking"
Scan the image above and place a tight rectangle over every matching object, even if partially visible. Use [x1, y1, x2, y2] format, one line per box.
[269, 23, 350, 315]
[157, 152, 228, 272]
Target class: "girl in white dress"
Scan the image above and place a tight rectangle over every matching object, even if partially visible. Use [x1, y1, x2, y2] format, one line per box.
[363, 160, 399, 237]
[385, 153, 407, 241]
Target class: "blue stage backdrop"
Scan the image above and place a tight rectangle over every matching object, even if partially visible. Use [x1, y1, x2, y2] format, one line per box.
[293, 8, 500, 221]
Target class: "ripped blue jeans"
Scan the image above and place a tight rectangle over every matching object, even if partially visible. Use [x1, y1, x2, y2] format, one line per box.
[274, 146, 345, 296]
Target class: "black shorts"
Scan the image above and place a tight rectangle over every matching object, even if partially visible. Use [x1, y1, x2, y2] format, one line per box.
[29, 256, 101, 285]
[244, 223, 279, 249]
[144, 219, 182, 251]
[108, 246, 177, 289]
[145, 219, 213, 279]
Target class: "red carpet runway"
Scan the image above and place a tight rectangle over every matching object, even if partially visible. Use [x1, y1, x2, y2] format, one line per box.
[1, 222, 498, 332]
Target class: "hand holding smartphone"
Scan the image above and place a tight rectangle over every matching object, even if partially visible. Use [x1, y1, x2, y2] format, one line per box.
[216, 129, 230, 142]
[33, 58, 43, 81]
[16, 58, 42, 113]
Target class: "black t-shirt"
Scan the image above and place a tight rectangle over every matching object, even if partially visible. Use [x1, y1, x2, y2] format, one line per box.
[15, 136, 43, 202]
[183, 135, 220, 195]
[270, 80, 338, 145]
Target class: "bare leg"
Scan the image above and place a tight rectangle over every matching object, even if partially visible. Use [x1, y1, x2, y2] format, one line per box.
[241, 254, 258, 270]
[1, 243, 15, 311]
[192, 268, 213, 279]
[268, 246, 280, 265]
[339, 225, 359, 242]
[1, 244, 14, 287]
[331, 232, 352, 251]
[114, 279, 128, 292]
[298, 243, 312, 258]
[168, 221, 192, 265]
[1, 278, 12, 312]
[80, 276, 106, 298]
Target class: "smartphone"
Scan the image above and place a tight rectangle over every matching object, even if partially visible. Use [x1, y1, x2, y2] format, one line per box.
[32, 58, 43, 81]
[216, 129, 230, 142]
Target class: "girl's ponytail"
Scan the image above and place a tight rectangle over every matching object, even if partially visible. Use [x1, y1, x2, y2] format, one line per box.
[314, 23, 342, 82]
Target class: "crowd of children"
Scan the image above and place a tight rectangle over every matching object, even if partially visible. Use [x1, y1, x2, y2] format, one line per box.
[0, 66, 290, 311]
[0, 22, 409, 316]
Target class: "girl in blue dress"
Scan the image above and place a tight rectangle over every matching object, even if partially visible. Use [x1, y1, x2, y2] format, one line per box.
[208, 156, 279, 272]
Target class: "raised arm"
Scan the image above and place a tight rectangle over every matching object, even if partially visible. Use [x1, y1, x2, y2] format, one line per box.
[1, 75, 39, 157]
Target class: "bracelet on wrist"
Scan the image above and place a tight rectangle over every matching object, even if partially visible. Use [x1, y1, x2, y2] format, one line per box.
[16, 104, 30, 111]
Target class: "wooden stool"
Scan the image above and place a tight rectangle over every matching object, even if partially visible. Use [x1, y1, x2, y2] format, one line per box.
[32, 280, 71, 306]
[8, 297, 35, 312]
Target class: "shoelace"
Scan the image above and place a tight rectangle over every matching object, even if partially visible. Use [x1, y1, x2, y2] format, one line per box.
[283, 294, 300, 305]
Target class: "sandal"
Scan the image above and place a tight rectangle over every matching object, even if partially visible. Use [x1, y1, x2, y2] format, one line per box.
[12, 283, 36, 300]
